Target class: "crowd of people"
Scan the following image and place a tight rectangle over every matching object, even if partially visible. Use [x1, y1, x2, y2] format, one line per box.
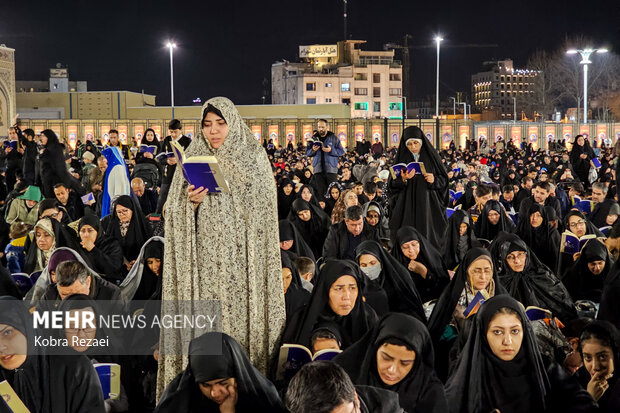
[1, 100, 620, 412]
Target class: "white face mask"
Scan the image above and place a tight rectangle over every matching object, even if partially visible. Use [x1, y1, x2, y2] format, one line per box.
[361, 263, 382, 280]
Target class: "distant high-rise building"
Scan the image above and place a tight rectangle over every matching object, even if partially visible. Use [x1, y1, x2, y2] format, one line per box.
[471, 59, 538, 120]
[272, 40, 404, 119]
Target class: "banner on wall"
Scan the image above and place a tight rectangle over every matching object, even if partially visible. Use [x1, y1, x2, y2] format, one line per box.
[66, 125, 78, 150]
[251, 125, 262, 141]
[34, 124, 46, 135]
[302, 124, 313, 144]
[596, 124, 608, 147]
[545, 126, 555, 143]
[458, 125, 470, 148]
[337, 124, 348, 149]
[510, 126, 521, 148]
[579, 125, 590, 141]
[84, 125, 95, 142]
[422, 124, 434, 143]
[151, 125, 162, 141]
[354, 125, 365, 142]
[184, 125, 195, 140]
[133, 125, 145, 143]
[527, 126, 539, 150]
[493, 127, 504, 142]
[441, 125, 452, 149]
[268, 125, 279, 146]
[100, 124, 111, 144]
[285, 125, 296, 145]
[371, 125, 382, 144]
[117, 125, 129, 145]
[615, 125, 620, 144]
[562, 125, 573, 151]
[389, 125, 400, 147]
[477, 126, 488, 146]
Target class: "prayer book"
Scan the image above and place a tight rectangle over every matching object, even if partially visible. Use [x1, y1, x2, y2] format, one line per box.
[463, 290, 491, 319]
[449, 190, 464, 203]
[525, 306, 552, 322]
[80, 192, 95, 206]
[10, 273, 34, 297]
[590, 158, 602, 169]
[155, 151, 175, 161]
[3, 140, 17, 151]
[560, 231, 597, 255]
[571, 196, 595, 214]
[306, 138, 326, 149]
[140, 144, 158, 154]
[453, 168, 461, 174]
[0, 380, 30, 413]
[94, 363, 121, 400]
[276, 344, 342, 381]
[446, 204, 462, 219]
[389, 162, 426, 179]
[170, 140, 230, 194]
[599, 226, 612, 237]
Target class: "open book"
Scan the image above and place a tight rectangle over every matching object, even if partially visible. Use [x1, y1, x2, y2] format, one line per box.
[0, 380, 30, 412]
[560, 231, 597, 255]
[81, 192, 95, 206]
[571, 196, 595, 214]
[307, 138, 327, 149]
[170, 140, 230, 193]
[446, 204, 462, 219]
[3, 141, 18, 151]
[276, 344, 341, 381]
[390, 162, 426, 179]
[590, 157, 602, 169]
[94, 363, 121, 400]
[449, 190, 463, 203]
[140, 144, 158, 154]
[525, 306, 552, 322]
[599, 226, 612, 237]
[463, 290, 491, 318]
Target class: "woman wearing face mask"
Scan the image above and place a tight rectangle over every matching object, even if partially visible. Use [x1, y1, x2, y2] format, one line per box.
[156, 332, 285, 413]
[516, 204, 560, 271]
[392, 226, 449, 303]
[281, 259, 378, 350]
[355, 240, 425, 321]
[474, 199, 515, 243]
[445, 295, 596, 413]
[442, 210, 481, 271]
[388, 126, 449, 250]
[428, 248, 506, 379]
[562, 239, 613, 303]
[576, 321, 620, 411]
[489, 233, 578, 324]
[334, 313, 448, 413]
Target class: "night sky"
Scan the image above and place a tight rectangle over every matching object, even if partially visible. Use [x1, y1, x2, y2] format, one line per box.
[2, 0, 619, 107]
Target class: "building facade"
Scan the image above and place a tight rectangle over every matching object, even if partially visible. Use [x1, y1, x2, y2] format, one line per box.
[272, 40, 404, 119]
[0, 44, 16, 130]
[472, 59, 538, 120]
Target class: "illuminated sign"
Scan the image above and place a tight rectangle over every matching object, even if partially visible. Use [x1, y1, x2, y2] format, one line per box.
[299, 44, 338, 58]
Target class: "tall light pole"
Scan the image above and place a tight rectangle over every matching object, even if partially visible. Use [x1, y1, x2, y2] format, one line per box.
[434, 36, 443, 119]
[166, 42, 177, 119]
[566, 47, 608, 124]
[450, 97, 456, 144]
[460, 102, 467, 120]
[513, 97, 517, 124]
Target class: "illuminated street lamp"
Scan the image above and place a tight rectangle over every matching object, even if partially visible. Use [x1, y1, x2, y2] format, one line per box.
[166, 42, 177, 118]
[434, 36, 443, 119]
[566, 47, 608, 123]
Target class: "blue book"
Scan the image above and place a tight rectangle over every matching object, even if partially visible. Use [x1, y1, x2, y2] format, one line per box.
[276, 344, 341, 381]
[525, 306, 552, 322]
[390, 162, 426, 179]
[446, 204, 462, 219]
[81, 192, 95, 206]
[10, 273, 33, 297]
[170, 140, 230, 193]
[599, 226, 612, 237]
[453, 168, 461, 174]
[463, 290, 491, 318]
[4, 140, 17, 151]
[560, 231, 597, 255]
[590, 158, 602, 169]
[571, 196, 595, 214]
[140, 144, 158, 154]
[94, 363, 121, 400]
[449, 190, 464, 203]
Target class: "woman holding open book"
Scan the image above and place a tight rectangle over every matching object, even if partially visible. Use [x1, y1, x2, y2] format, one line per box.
[158, 97, 286, 396]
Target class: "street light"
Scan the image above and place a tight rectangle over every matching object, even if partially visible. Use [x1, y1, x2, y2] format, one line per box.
[513, 97, 517, 124]
[166, 42, 177, 119]
[566, 47, 608, 124]
[434, 36, 443, 119]
[460, 102, 467, 121]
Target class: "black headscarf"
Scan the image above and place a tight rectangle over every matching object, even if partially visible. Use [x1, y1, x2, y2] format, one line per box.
[388, 126, 449, 249]
[281, 251, 311, 322]
[562, 238, 613, 302]
[156, 332, 285, 413]
[132, 238, 164, 301]
[334, 313, 448, 413]
[355, 240, 425, 322]
[278, 219, 315, 261]
[103, 195, 152, 262]
[391, 226, 449, 303]
[277, 178, 296, 220]
[569, 136, 595, 185]
[441, 209, 481, 270]
[445, 295, 550, 413]
[428, 248, 507, 345]
[287, 199, 330, 259]
[489, 232, 577, 323]
[516, 203, 560, 270]
[474, 199, 515, 241]
[281, 259, 378, 349]
[558, 210, 604, 276]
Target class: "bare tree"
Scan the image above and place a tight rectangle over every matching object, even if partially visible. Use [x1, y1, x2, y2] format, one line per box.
[522, 50, 561, 120]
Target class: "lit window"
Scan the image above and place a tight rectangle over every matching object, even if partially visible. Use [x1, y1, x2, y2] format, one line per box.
[354, 102, 368, 110]
[306, 98, 316, 104]
[341, 83, 351, 92]
[306, 83, 316, 91]
[325, 83, 332, 88]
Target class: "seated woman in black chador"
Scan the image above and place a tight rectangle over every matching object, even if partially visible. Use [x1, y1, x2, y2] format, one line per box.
[441, 209, 480, 271]
[474, 199, 515, 242]
[516, 203, 560, 271]
[445, 295, 596, 413]
[77, 213, 124, 283]
[563, 239, 614, 303]
[281, 259, 378, 350]
[334, 313, 448, 413]
[281, 251, 310, 323]
[287, 199, 330, 259]
[576, 321, 620, 412]
[0, 296, 106, 412]
[156, 332, 285, 412]
[391, 226, 449, 303]
[489, 232, 577, 324]
[278, 219, 315, 261]
[355, 240, 425, 321]
[428, 248, 507, 379]
[557, 210, 603, 277]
